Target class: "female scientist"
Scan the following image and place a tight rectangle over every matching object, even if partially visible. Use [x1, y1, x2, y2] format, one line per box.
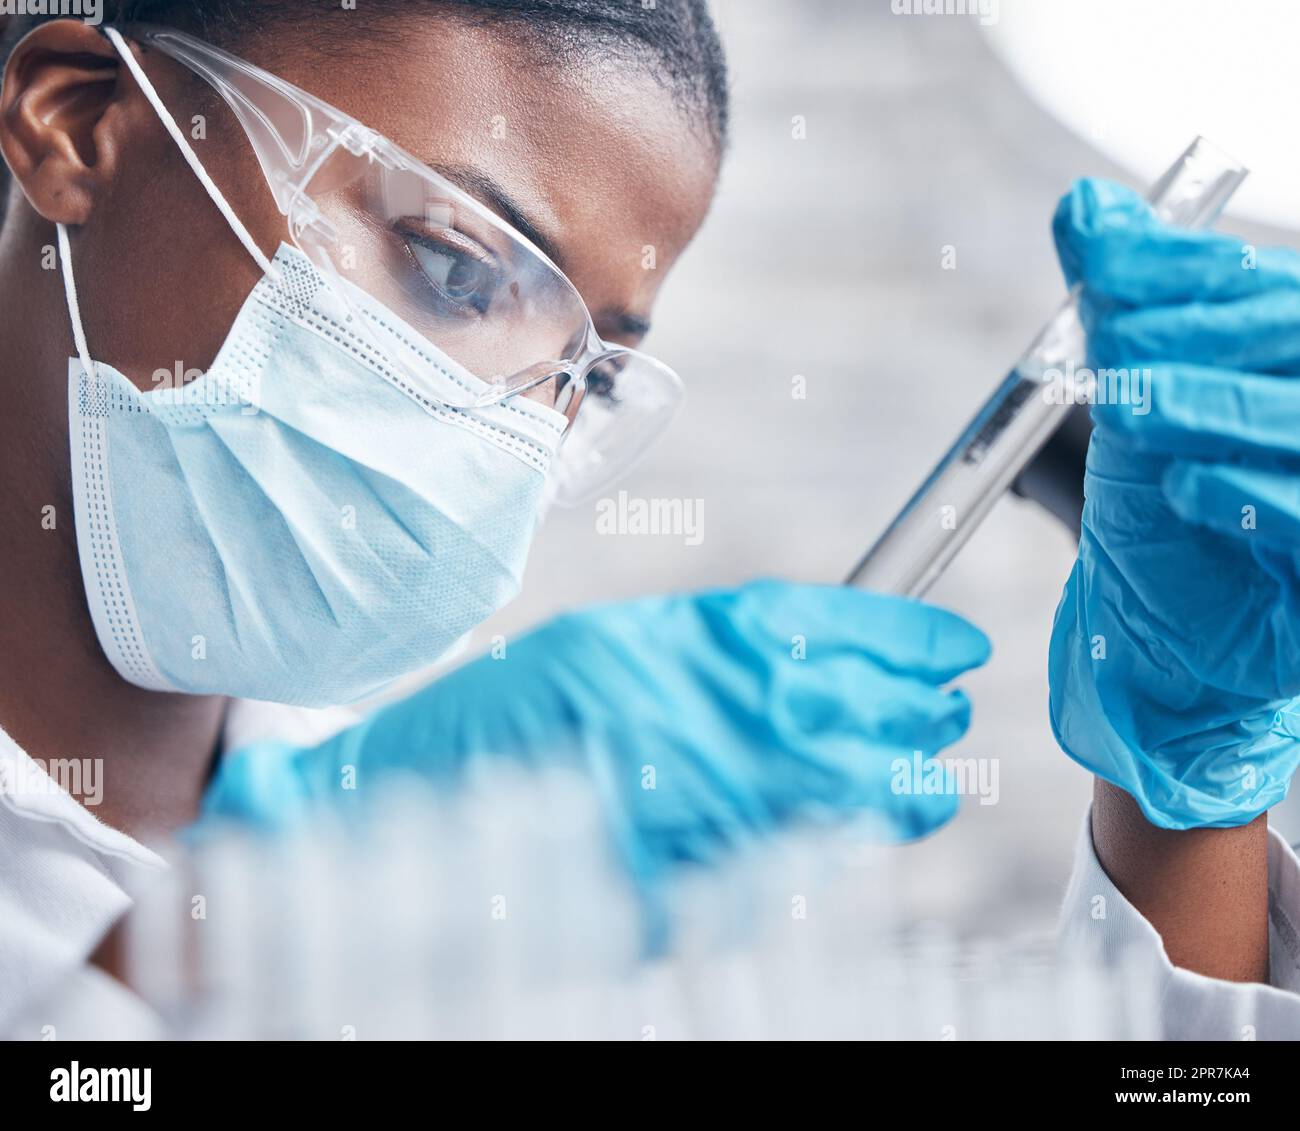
[0, 3, 1298, 1038]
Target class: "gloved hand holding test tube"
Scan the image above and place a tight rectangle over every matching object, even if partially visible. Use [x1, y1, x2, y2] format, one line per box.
[846, 136, 1249, 597]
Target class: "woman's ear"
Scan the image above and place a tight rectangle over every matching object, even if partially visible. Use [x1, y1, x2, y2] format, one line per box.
[0, 19, 123, 225]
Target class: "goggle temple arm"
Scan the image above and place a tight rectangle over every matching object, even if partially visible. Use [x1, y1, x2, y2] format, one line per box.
[121, 26, 334, 218]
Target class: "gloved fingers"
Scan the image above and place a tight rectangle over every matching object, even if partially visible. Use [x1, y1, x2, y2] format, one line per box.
[849, 788, 958, 843]
[1053, 178, 1300, 304]
[1091, 363, 1300, 461]
[1083, 290, 1300, 375]
[1163, 460, 1300, 543]
[722, 579, 991, 684]
[857, 602, 991, 684]
[1053, 180, 1159, 296]
[773, 653, 974, 750]
[772, 691, 972, 838]
[857, 684, 972, 753]
[830, 747, 960, 842]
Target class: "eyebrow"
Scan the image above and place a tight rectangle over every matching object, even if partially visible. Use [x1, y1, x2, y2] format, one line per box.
[432, 163, 567, 272]
[431, 163, 653, 342]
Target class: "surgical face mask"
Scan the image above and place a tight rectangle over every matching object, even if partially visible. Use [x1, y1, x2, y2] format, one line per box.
[57, 62, 569, 708]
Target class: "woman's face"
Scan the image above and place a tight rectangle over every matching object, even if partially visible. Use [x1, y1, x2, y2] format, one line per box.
[26, 14, 721, 389]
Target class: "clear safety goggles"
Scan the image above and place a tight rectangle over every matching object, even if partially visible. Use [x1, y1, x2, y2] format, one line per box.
[119, 25, 685, 505]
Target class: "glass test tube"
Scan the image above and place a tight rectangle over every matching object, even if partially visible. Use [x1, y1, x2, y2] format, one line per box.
[845, 136, 1248, 597]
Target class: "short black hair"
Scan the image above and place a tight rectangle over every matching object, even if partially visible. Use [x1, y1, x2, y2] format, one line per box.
[0, 1, 729, 219]
[1, 1, 728, 142]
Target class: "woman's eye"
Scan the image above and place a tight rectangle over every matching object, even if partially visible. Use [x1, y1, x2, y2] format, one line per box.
[403, 229, 500, 314]
[585, 360, 622, 404]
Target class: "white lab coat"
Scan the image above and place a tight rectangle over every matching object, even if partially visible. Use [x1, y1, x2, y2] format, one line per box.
[1058, 812, 1300, 1038]
[0, 724, 165, 1038]
[4, 717, 1300, 1039]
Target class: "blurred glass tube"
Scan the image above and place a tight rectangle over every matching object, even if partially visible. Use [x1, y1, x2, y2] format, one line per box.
[845, 136, 1248, 597]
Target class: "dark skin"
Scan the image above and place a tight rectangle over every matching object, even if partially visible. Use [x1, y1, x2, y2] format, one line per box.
[0, 15, 718, 839]
[0, 19, 1274, 993]
[1091, 781, 1270, 984]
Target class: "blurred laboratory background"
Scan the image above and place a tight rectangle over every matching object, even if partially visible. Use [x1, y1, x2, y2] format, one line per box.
[469, 0, 1298, 937]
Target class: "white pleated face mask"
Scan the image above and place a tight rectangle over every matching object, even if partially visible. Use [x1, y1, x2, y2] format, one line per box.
[59, 52, 568, 708]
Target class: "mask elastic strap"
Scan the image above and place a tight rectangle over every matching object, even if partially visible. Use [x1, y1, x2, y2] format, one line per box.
[57, 223, 96, 381]
[103, 26, 276, 278]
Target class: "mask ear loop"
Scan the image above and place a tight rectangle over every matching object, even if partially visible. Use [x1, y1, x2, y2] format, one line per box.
[102, 26, 277, 279]
[58, 29, 282, 380]
[56, 223, 97, 381]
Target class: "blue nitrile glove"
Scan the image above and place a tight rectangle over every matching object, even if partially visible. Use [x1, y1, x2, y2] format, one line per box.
[1049, 179, 1300, 828]
[204, 581, 990, 889]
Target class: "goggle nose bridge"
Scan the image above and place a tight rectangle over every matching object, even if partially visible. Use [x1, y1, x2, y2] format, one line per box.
[476, 324, 617, 409]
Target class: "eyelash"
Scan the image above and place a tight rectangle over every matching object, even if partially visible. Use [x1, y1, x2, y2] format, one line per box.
[585, 367, 618, 403]
[396, 222, 502, 316]
[390, 218, 619, 407]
